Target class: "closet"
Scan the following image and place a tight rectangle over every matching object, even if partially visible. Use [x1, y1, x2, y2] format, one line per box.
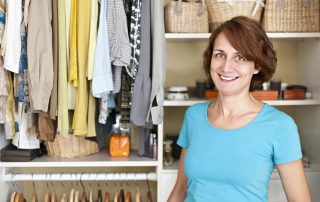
[0, 0, 163, 201]
[158, 1, 320, 202]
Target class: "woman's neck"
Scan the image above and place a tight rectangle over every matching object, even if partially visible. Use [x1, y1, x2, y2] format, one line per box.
[212, 92, 262, 119]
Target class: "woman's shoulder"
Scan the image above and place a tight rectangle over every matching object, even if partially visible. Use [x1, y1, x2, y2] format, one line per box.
[186, 101, 210, 114]
[262, 104, 296, 125]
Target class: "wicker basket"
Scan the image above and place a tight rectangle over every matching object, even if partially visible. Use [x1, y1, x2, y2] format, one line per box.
[262, 0, 319, 32]
[46, 134, 99, 158]
[205, 0, 265, 30]
[165, 0, 209, 33]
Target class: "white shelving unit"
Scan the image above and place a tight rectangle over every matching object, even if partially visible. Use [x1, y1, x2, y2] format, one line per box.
[160, 24, 320, 202]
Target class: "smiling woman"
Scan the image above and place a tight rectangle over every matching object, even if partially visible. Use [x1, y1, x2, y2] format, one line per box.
[168, 16, 311, 202]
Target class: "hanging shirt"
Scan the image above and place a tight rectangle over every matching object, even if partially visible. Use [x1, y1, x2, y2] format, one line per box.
[72, 0, 92, 136]
[87, 0, 98, 80]
[18, 2, 28, 104]
[49, 0, 58, 120]
[27, 0, 54, 112]
[92, 0, 113, 98]
[147, 0, 167, 124]
[57, 0, 69, 136]
[107, 0, 131, 67]
[2, 0, 22, 74]
[131, 0, 152, 126]
[68, 0, 78, 87]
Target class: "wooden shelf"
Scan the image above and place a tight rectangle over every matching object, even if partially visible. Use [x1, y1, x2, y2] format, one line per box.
[165, 33, 320, 39]
[164, 98, 320, 107]
[0, 150, 159, 168]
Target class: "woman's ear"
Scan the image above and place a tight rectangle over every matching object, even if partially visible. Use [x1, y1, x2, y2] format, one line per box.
[254, 66, 261, 74]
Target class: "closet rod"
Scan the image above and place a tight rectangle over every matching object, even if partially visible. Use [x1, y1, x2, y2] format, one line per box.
[3, 172, 157, 182]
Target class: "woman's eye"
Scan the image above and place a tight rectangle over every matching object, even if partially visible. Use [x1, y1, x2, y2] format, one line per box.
[214, 53, 224, 59]
[235, 55, 246, 62]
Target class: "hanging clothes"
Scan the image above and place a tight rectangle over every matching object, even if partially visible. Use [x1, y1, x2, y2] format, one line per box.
[0, 1, 7, 124]
[87, 0, 98, 80]
[27, 0, 54, 113]
[4, 72, 15, 139]
[107, 0, 131, 67]
[0, 0, 5, 48]
[17, 0, 28, 105]
[72, 0, 93, 136]
[120, 0, 142, 127]
[130, 0, 152, 126]
[12, 102, 40, 149]
[48, 0, 58, 120]
[86, 0, 99, 137]
[92, 0, 113, 98]
[66, 0, 76, 110]
[57, 0, 69, 136]
[2, 0, 22, 74]
[146, 0, 167, 125]
[0, 60, 8, 124]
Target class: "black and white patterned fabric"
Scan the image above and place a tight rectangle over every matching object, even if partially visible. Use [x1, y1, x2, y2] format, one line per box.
[119, 0, 142, 127]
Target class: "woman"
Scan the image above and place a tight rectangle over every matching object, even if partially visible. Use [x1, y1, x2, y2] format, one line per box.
[168, 16, 311, 202]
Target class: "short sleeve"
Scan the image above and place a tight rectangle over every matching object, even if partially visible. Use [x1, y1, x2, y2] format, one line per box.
[273, 117, 302, 164]
[177, 110, 189, 148]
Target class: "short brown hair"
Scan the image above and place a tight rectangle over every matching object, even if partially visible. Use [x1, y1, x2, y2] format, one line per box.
[203, 16, 277, 91]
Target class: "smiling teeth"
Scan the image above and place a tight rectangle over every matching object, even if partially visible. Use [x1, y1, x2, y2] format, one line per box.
[220, 75, 237, 81]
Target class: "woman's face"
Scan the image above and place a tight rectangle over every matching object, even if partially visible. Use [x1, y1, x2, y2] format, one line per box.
[210, 32, 259, 97]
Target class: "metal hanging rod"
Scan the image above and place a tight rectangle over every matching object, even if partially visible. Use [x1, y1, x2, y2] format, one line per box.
[3, 172, 157, 182]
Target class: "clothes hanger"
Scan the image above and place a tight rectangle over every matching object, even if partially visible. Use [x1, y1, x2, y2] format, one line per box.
[124, 180, 132, 202]
[10, 174, 17, 202]
[69, 189, 75, 202]
[44, 173, 51, 202]
[10, 192, 16, 202]
[31, 174, 38, 202]
[60, 193, 67, 202]
[75, 190, 80, 202]
[146, 178, 152, 202]
[80, 173, 87, 202]
[44, 191, 51, 202]
[104, 174, 110, 202]
[134, 174, 141, 202]
[89, 190, 93, 202]
[51, 191, 57, 202]
[97, 190, 102, 202]
[14, 192, 24, 202]
[59, 174, 67, 202]
[125, 191, 131, 202]
[113, 191, 119, 202]
[119, 181, 125, 202]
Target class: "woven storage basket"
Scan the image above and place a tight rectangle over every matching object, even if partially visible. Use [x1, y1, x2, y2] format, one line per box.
[205, 0, 265, 30]
[165, 0, 209, 33]
[262, 0, 319, 32]
[46, 134, 99, 158]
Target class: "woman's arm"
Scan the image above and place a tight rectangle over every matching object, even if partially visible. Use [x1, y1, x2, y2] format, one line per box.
[167, 148, 188, 202]
[277, 159, 311, 202]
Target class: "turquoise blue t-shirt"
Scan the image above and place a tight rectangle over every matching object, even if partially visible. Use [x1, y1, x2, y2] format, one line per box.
[177, 101, 302, 202]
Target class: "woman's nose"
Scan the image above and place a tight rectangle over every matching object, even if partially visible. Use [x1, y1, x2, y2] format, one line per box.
[221, 59, 234, 72]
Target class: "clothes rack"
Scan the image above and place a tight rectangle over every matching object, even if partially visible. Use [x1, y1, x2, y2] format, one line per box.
[3, 172, 157, 182]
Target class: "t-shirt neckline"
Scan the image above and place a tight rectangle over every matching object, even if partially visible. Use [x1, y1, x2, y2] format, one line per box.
[205, 100, 267, 132]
